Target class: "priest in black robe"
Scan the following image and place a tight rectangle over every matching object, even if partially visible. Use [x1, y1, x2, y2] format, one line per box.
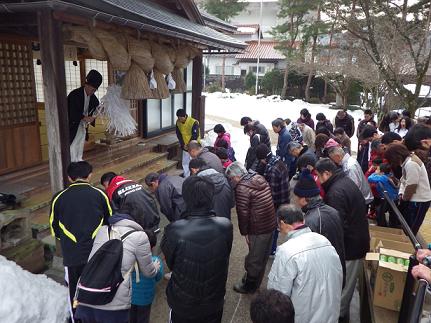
[68, 70, 102, 162]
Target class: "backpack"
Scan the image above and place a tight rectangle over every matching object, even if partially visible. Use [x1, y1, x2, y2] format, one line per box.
[75, 226, 137, 306]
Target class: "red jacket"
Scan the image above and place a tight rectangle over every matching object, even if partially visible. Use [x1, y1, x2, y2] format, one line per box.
[214, 132, 231, 148]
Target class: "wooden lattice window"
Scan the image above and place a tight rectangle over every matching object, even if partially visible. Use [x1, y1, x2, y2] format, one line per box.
[0, 40, 37, 127]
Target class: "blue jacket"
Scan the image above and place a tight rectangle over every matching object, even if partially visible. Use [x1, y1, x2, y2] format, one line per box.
[276, 127, 293, 170]
[368, 173, 399, 201]
[131, 255, 164, 306]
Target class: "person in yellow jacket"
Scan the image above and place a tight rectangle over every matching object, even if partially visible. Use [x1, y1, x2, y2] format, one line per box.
[176, 109, 200, 177]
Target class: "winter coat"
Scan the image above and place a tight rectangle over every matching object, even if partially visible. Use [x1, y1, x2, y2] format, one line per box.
[197, 168, 235, 219]
[341, 153, 374, 204]
[161, 213, 233, 319]
[197, 148, 224, 174]
[295, 146, 317, 172]
[368, 173, 399, 201]
[268, 227, 342, 323]
[214, 132, 231, 148]
[131, 255, 163, 306]
[82, 215, 158, 311]
[49, 181, 112, 267]
[235, 171, 277, 236]
[357, 142, 371, 174]
[155, 175, 186, 222]
[276, 127, 293, 170]
[287, 122, 303, 142]
[245, 133, 263, 170]
[252, 120, 271, 148]
[301, 124, 316, 151]
[297, 116, 315, 130]
[316, 119, 334, 133]
[322, 170, 370, 260]
[335, 112, 355, 138]
[263, 155, 290, 208]
[107, 176, 160, 231]
[303, 199, 346, 283]
[67, 87, 99, 143]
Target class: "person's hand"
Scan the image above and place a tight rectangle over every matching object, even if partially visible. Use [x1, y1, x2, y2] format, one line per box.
[83, 116, 95, 123]
[183, 144, 188, 152]
[411, 264, 431, 283]
[153, 259, 161, 272]
[416, 249, 431, 262]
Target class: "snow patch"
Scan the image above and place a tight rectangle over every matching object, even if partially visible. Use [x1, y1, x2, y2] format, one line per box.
[0, 256, 69, 323]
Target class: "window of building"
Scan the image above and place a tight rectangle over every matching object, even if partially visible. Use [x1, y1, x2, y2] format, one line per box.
[248, 66, 266, 74]
[33, 60, 44, 102]
[144, 61, 193, 137]
[215, 65, 234, 75]
[65, 61, 81, 96]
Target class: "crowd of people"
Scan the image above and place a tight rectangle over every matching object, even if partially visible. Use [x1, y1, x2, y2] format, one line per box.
[49, 107, 431, 323]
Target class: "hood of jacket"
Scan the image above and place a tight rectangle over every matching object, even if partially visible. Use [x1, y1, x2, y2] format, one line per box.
[108, 213, 144, 231]
[238, 171, 268, 190]
[303, 198, 326, 212]
[197, 168, 226, 193]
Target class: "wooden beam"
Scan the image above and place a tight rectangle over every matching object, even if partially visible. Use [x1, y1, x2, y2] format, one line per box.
[37, 9, 70, 192]
[191, 54, 205, 138]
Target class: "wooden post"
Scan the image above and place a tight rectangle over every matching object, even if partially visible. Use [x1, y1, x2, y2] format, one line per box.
[192, 55, 205, 138]
[37, 9, 70, 193]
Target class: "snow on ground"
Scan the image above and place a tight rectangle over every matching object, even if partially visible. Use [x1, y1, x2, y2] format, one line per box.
[204, 92, 363, 162]
[0, 256, 69, 323]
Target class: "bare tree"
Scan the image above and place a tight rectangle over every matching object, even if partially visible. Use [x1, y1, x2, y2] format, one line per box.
[336, 0, 431, 115]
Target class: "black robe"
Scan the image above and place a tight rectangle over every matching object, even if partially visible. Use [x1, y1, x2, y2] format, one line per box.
[67, 87, 99, 144]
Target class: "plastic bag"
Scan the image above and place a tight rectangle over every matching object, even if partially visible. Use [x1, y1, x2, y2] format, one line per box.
[149, 70, 157, 90]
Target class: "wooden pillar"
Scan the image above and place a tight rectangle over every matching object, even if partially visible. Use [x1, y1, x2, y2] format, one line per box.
[192, 54, 205, 138]
[37, 9, 70, 192]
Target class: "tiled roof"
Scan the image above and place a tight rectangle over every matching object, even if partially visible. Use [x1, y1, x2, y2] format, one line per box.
[93, 0, 246, 50]
[235, 41, 285, 60]
[200, 10, 238, 33]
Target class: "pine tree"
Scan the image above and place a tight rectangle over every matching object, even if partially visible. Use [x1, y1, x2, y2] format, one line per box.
[202, 0, 248, 22]
[272, 0, 318, 98]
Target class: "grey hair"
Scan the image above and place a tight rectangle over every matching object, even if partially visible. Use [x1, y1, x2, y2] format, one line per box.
[327, 146, 345, 157]
[277, 204, 304, 225]
[188, 140, 202, 151]
[287, 141, 302, 152]
[225, 161, 248, 178]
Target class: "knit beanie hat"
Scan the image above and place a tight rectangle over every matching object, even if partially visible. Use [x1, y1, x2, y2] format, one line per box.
[294, 169, 320, 198]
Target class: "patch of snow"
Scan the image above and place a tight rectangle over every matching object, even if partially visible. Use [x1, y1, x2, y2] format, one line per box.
[404, 84, 431, 97]
[204, 92, 366, 162]
[0, 256, 69, 323]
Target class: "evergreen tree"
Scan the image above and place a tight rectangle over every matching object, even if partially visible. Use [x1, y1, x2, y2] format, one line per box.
[202, 0, 248, 22]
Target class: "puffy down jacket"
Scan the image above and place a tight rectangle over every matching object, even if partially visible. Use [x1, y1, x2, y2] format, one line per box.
[235, 171, 277, 236]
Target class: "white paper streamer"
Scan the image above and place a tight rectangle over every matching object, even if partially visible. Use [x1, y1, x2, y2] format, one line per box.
[95, 85, 137, 137]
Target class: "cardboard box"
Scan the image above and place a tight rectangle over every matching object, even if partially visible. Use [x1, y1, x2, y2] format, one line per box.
[370, 230, 411, 244]
[369, 225, 405, 236]
[366, 248, 411, 311]
[370, 237, 414, 254]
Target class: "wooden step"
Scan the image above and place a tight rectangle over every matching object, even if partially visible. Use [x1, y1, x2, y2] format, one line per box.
[29, 159, 178, 237]
[21, 151, 169, 212]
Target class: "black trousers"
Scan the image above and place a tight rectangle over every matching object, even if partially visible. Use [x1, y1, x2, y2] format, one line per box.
[129, 304, 151, 323]
[65, 264, 86, 323]
[170, 309, 223, 323]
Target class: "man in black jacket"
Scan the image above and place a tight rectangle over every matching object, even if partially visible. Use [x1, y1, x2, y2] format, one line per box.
[145, 172, 186, 222]
[101, 172, 160, 232]
[189, 158, 234, 219]
[161, 176, 233, 323]
[68, 70, 103, 162]
[315, 158, 370, 323]
[293, 168, 346, 284]
[49, 161, 112, 321]
[334, 110, 355, 138]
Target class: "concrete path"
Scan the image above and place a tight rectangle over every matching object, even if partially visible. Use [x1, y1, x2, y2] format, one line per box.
[149, 209, 360, 323]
